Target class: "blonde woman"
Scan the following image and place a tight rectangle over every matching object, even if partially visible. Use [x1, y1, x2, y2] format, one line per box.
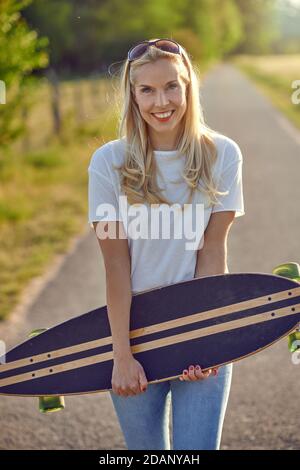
[88, 38, 245, 450]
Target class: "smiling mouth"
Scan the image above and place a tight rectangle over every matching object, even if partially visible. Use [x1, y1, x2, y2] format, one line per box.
[151, 110, 175, 121]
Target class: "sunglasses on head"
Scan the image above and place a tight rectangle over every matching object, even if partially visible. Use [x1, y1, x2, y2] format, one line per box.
[127, 39, 182, 62]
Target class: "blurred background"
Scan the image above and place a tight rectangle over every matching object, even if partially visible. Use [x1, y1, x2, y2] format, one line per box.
[0, 0, 299, 321]
[0, 0, 300, 318]
[0, 0, 300, 451]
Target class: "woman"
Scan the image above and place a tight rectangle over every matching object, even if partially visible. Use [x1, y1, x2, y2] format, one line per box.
[88, 38, 245, 450]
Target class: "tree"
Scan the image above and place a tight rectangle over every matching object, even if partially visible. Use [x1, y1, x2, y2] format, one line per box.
[232, 0, 279, 54]
[0, 0, 49, 149]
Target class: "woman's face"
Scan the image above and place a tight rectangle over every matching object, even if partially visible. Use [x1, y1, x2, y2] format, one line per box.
[132, 58, 188, 149]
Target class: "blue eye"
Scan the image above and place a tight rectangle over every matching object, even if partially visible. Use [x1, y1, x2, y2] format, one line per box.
[141, 83, 178, 93]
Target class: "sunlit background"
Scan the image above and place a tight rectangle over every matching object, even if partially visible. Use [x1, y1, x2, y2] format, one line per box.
[0, 0, 299, 320]
[0, 0, 300, 452]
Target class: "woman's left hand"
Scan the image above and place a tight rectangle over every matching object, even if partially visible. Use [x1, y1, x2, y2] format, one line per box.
[179, 364, 219, 381]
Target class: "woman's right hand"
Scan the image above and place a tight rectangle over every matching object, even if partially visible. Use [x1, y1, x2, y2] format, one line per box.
[111, 354, 148, 397]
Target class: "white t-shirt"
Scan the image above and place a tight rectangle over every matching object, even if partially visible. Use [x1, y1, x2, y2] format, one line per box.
[88, 134, 245, 293]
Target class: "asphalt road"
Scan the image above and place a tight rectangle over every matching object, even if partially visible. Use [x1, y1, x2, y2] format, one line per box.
[0, 62, 300, 450]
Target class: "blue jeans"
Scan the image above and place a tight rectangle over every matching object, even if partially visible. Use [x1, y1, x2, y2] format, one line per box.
[109, 363, 233, 450]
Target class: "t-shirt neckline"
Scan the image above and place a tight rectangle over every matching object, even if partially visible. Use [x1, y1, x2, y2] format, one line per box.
[153, 149, 180, 159]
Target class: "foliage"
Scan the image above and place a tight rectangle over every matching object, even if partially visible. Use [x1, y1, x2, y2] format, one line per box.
[0, 0, 49, 148]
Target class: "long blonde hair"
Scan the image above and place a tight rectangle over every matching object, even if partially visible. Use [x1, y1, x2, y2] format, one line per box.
[112, 39, 226, 208]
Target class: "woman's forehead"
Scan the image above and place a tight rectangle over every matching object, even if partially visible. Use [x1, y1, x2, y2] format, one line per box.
[134, 60, 182, 86]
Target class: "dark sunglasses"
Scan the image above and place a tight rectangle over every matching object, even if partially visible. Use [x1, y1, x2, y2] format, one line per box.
[127, 39, 182, 62]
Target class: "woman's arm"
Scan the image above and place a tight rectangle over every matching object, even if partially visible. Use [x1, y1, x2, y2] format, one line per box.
[92, 221, 133, 360]
[194, 211, 235, 278]
[92, 220, 148, 396]
[180, 211, 236, 382]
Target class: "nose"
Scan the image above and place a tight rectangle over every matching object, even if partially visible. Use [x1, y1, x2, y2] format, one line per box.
[155, 90, 169, 107]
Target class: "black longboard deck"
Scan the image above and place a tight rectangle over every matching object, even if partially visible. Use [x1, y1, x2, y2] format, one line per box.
[0, 272, 300, 397]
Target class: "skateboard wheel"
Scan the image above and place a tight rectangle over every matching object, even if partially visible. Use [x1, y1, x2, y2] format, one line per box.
[28, 328, 48, 338]
[39, 395, 65, 413]
[272, 264, 300, 349]
[287, 331, 300, 353]
[272, 262, 300, 283]
[28, 328, 65, 413]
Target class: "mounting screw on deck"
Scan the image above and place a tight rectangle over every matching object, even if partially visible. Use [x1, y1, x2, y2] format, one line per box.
[28, 328, 65, 413]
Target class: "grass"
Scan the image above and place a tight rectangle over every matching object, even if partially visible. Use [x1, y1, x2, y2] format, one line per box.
[231, 54, 300, 130]
[0, 77, 119, 321]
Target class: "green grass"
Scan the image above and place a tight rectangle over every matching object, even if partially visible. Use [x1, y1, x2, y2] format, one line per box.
[0, 108, 118, 321]
[231, 54, 300, 130]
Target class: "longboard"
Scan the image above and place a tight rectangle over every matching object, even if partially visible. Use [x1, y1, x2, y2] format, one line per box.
[1, 266, 300, 404]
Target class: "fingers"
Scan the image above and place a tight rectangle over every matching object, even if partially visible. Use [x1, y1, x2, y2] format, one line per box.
[113, 379, 148, 397]
[113, 383, 143, 397]
[179, 364, 219, 381]
[139, 369, 148, 393]
[139, 379, 148, 393]
[179, 364, 208, 381]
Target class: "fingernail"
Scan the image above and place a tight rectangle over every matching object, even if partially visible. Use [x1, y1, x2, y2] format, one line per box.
[196, 366, 200, 370]
[184, 370, 188, 375]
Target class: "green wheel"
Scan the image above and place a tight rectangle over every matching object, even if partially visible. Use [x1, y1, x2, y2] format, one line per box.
[38, 395, 65, 414]
[287, 331, 300, 353]
[28, 328, 49, 338]
[29, 328, 65, 413]
[272, 263, 300, 353]
[272, 262, 300, 283]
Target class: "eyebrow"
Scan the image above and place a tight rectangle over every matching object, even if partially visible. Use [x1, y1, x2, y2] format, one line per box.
[138, 80, 177, 88]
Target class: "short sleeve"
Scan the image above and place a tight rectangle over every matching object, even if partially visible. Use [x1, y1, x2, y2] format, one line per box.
[211, 143, 245, 218]
[88, 169, 121, 226]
